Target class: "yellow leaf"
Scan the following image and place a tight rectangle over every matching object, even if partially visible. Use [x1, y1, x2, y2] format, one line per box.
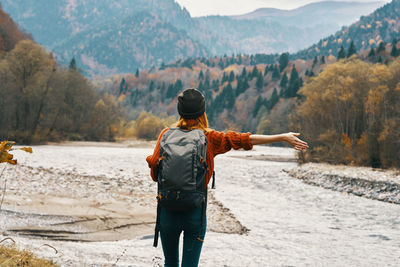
[19, 147, 33, 153]
[7, 159, 17, 165]
[0, 141, 15, 151]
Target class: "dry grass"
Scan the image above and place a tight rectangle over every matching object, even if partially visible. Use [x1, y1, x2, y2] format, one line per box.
[0, 245, 57, 267]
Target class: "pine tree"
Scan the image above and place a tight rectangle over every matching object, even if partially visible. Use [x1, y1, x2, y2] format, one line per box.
[272, 65, 280, 80]
[222, 72, 228, 83]
[312, 56, 318, 69]
[264, 65, 269, 76]
[256, 72, 264, 91]
[149, 81, 154, 92]
[229, 71, 235, 82]
[241, 67, 247, 78]
[347, 41, 357, 57]
[251, 66, 258, 79]
[279, 52, 289, 72]
[268, 88, 279, 110]
[119, 78, 127, 95]
[218, 59, 224, 69]
[377, 42, 386, 53]
[198, 81, 204, 91]
[198, 70, 204, 80]
[321, 56, 325, 64]
[160, 62, 166, 70]
[391, 39, 399, 57]
[175, 79, 183, 94]
[338, 46, 346, 59]
[135, 68, 139, 77]
[236, 77, 249, 96]
[166, 83, 174, 98]
[69, 57, 76, 71]
[224, 83, 235, 109]
[253, 96, 263, 116]
[285, 65, 300, 98]
[280, 73, 288, 88]
[204, 76, 210, 91]
[269, 65, 274, 72]
[368, 47, 376, 57]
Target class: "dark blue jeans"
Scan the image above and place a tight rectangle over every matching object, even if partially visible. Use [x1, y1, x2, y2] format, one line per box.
[160, 207, 207, 267]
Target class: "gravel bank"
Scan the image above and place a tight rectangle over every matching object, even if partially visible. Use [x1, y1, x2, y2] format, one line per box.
[286, 163, 400, 204]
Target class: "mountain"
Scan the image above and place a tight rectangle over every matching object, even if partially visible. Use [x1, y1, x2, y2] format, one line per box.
[296, 0, 400, 59]
[0, 0, 387, 75]
[0, 0, 194, 48]
[53, 12, 208, 76]
[0, 0, 204, 74]
[192, 1, 385, 55]
[231, 1, 384, 28]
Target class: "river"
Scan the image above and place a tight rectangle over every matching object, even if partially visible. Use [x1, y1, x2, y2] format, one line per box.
[1, 144, 399, 266]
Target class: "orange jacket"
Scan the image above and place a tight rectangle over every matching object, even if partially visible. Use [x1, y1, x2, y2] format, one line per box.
[146, 128, 254, 187]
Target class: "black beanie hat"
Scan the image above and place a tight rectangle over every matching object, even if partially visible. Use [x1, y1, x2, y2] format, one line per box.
[177, 88, 205, 119]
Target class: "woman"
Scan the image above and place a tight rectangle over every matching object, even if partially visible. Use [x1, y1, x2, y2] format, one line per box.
[146, 88, 308, 267]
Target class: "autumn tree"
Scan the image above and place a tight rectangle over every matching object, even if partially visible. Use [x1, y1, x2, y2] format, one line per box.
[292, 57, 400, 168]
[0, 40, 121, 143]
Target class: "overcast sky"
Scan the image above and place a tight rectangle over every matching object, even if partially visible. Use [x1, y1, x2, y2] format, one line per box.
[175, 0, 390, 17]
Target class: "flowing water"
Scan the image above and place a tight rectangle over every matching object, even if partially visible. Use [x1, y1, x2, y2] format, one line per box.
[2, 144, 399, 266]
[208, 147, 400, 266]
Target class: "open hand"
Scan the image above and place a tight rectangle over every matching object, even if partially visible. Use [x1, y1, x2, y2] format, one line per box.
[284, 132, 309, 151]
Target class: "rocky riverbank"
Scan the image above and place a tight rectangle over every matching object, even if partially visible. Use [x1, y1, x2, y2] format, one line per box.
[286, 163, 400, 204]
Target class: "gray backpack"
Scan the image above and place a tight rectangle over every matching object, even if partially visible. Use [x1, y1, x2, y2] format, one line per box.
[153, 128, 210, 247]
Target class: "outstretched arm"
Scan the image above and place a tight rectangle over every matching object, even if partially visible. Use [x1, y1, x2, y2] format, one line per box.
[250, 132, 308, 151]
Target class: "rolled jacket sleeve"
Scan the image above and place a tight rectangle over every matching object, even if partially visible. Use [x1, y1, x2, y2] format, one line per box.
[207, 130, 253, 156]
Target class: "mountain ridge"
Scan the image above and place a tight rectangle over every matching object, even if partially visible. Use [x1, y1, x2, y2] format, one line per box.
[295, 0, 400, 59]
[0, 0, 387, 75]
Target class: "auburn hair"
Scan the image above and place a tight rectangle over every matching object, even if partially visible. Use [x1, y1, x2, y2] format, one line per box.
[175, 113, 211, 132]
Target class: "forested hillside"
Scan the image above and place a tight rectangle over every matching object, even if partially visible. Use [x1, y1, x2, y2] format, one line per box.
[99, 53, 333, 137]
[0, 4, 120, 144]
[1, 0, 384, 75]
[296, 0, 400, 59]
[99, 0, 400, 151]
[53, 12, 208, 76]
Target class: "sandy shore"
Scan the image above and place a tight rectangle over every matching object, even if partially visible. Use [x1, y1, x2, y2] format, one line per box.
[0, 163, 246, 242]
